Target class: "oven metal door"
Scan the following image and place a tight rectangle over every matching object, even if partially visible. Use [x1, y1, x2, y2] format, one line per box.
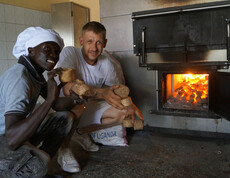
[209, 71, 230, 120]
[132, 1, 230, 69]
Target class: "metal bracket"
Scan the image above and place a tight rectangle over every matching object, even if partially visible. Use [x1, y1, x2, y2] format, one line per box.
[226, 18, 230, 61]
[138, 26, 147, 67]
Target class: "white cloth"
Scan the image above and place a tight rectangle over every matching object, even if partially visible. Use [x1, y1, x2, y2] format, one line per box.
[57, 47, 123, 127]
[13, 27, 64, 59]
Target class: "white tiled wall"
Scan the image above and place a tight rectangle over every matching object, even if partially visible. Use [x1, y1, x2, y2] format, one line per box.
[0, 3, 51, 75]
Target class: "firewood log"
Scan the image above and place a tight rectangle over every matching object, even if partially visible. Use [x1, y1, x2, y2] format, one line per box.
[114, 84, 130, 98]
[134, 120, 144, 130]
[70, 79, 94, 97]
[59, 68, 76, 83]
[121, 97, 131, 106]
[116, 85, 143, 130]
[122, 117, 133, 128]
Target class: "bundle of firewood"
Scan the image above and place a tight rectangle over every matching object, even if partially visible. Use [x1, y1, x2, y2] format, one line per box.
[59, 69, 143, 130]
[114, 84, 143, 130]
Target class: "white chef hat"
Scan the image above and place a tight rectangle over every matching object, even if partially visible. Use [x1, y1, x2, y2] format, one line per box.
[12, 26, 64, 59]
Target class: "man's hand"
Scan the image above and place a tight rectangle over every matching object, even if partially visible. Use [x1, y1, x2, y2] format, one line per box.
[46, 68, 62, 103]
[99, 85, 125, 110]
[125, 102, 144, 123]
[69, 90, 87, 105]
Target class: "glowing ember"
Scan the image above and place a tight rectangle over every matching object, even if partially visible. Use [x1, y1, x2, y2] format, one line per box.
[173, 74, 209, 104]
[164, 73, 209, 111]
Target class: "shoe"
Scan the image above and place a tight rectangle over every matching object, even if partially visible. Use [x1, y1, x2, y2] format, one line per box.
[74, 132, 99, 152]
[57, 148, 80, 173]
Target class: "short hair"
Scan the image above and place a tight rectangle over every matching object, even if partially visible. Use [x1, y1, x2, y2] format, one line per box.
[82, 21, 106, 39]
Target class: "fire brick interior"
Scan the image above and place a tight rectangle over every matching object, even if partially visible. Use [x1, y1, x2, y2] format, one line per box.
[47, 127, 230, 177]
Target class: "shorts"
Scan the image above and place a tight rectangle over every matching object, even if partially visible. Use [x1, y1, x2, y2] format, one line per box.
[77, 100, 111, 128]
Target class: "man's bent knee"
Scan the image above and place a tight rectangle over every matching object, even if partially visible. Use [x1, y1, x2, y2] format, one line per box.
[0, 136, 48, 178]
[102, 108, 126, 125]
[54, 111, 75, 136]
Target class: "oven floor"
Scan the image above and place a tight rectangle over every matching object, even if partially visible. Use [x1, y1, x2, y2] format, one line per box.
[47, 127, 230, 177]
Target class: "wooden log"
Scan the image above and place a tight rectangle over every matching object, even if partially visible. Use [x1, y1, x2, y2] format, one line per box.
[121, 97, 131, 106]
[70, 79, 94, 97]
[59, 68, 76, 83]
[134, 120, 144, 130]
[114, 84, 130, 98]
[122, 118, 133, 128]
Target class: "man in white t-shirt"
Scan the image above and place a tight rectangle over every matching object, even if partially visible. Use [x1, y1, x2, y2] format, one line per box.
[57, 21, 143, 172]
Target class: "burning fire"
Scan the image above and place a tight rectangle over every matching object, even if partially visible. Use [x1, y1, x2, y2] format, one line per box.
[172, 74, 209, 104]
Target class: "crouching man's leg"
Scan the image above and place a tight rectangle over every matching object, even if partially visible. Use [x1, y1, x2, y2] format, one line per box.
[29, 111, 78, 174]
[0, 135, 50, 178]
[74, 101, 127, 152]
[29, 111, 75, 157]
[78, 106, 126, 135]
[0, 111, 75, 177]
[54, 105, 84, 173]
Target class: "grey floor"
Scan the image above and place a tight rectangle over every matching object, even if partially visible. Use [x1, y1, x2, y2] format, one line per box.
[47, 127, 230, 178]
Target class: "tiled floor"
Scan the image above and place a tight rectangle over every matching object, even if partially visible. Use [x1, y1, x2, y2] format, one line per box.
[47, 127, 230, 178]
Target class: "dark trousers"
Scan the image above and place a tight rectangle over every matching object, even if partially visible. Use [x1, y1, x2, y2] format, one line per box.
[0, 111, 75, 178]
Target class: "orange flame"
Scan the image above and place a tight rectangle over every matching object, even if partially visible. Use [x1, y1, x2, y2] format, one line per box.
[172, 74, 209, 104]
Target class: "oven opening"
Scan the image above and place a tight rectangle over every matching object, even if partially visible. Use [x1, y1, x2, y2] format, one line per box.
[163, 73, 209, 111]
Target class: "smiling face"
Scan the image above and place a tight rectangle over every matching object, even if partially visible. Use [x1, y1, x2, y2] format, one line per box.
[79, 30, 107, 65]
[28, 42, 61, 72]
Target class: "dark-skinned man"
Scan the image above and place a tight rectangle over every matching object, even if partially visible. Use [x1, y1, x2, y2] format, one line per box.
[0, 27, 81, 177]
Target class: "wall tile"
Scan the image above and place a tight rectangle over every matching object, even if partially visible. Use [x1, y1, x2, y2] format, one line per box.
[7, 59, 17, 69]
[4, 5, 15, 23]
[5, 24, 16, 42]
[15, 6, 25, 25]
[0, 23, 6, 41]
[33, 11, 42, 27]
[101, 15, 133, 52]
[0, 41, 7, 59]
[216, 119, 230, 133]
[41, 13, 51, 28]
[16, 24, 27, 36]
[6, 42, 16, 60]
[0, 4, 5, 22]
[0, 60, 9, 76]
[186, 117, 217, 132]
[146, 115, 173, 128]
[24, 9, 34, 26]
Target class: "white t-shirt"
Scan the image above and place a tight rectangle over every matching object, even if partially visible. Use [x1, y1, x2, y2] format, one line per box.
[57, 47, 124, 127]
[57, 47, 120, 87]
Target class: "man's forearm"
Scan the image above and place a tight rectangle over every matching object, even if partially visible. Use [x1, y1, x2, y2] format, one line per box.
[52, 96, 75, 111]
[5, 99, 54, 150]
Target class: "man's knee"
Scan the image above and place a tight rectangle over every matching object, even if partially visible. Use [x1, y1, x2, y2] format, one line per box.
[116, 110, 127, 123]
[54, 111, 75, 135]
[104, 109, 126, 124]
[0, 141, 48, 178]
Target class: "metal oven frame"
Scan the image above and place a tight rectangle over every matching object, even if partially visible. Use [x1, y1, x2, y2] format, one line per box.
[132, 1, 230, 120]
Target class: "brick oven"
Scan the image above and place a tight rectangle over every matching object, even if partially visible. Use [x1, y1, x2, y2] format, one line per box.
[132, 1, 230, 121]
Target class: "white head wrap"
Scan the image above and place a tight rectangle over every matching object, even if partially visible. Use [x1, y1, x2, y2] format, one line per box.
[12, 27, 64, 59]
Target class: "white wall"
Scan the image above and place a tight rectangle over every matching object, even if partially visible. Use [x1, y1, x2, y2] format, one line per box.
[0, 3, 51, 75]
